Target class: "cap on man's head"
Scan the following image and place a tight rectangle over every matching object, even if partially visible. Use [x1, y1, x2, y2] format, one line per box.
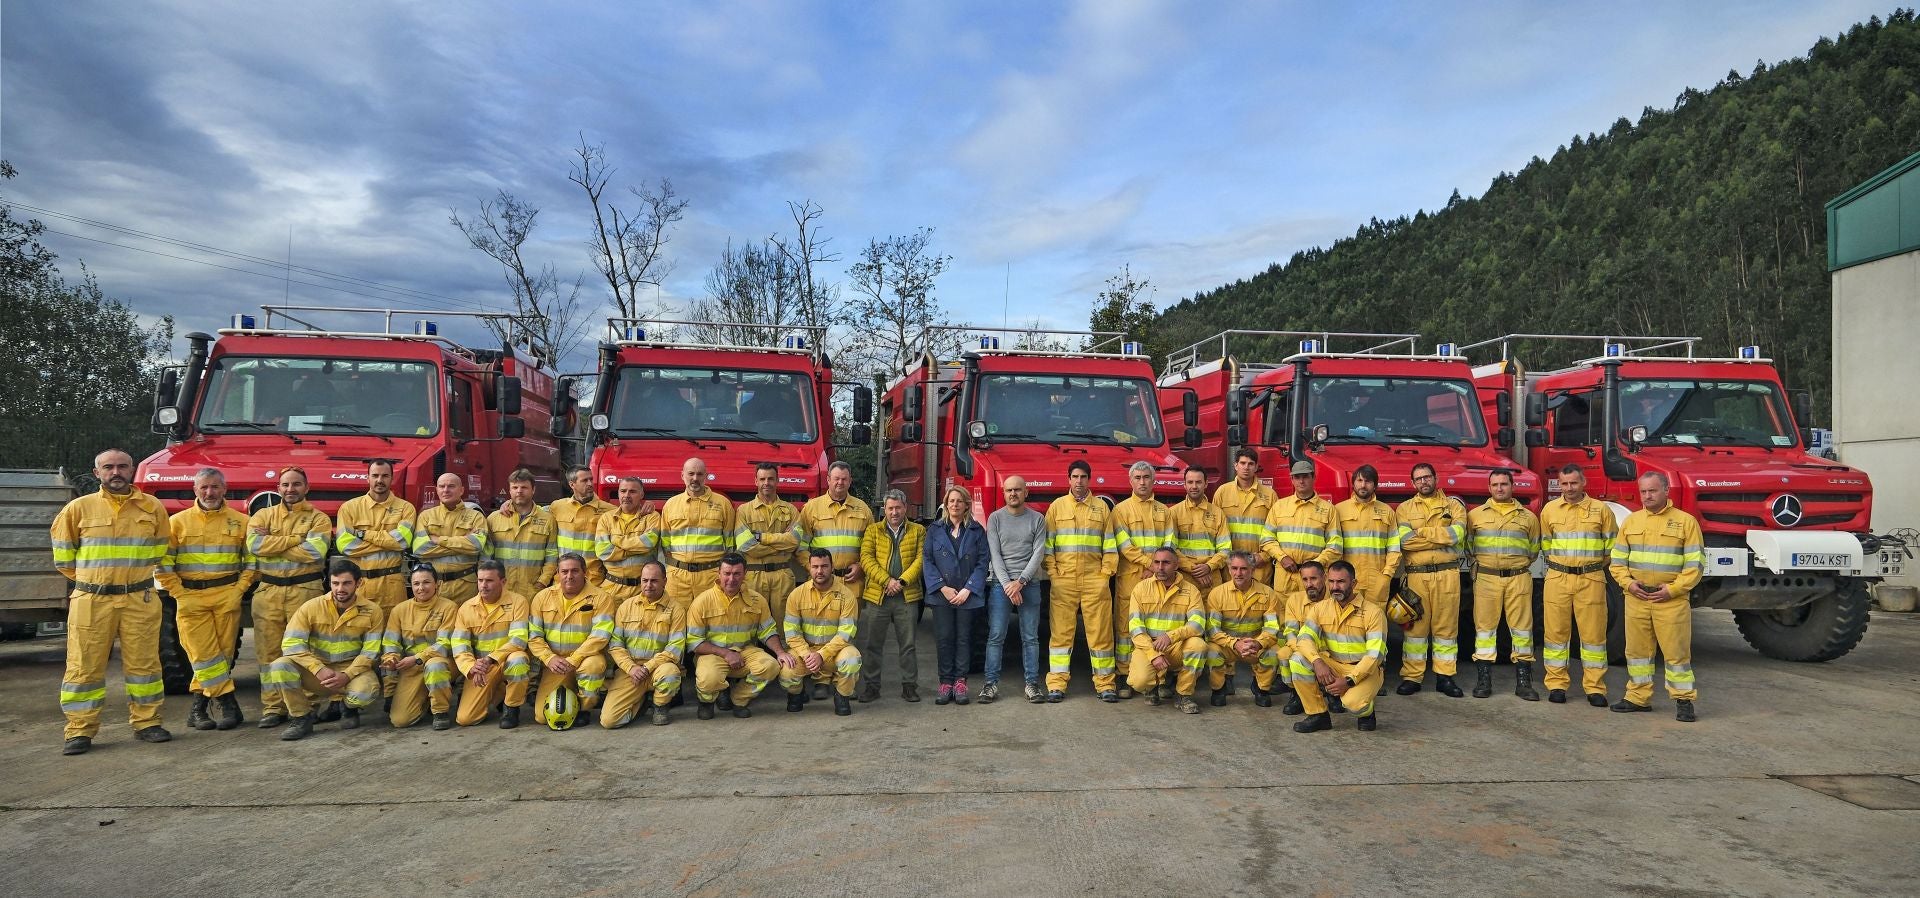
[1289, 461, 1316, 476]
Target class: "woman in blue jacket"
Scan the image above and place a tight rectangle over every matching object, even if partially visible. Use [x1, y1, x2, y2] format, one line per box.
[924, 484, 988, 705]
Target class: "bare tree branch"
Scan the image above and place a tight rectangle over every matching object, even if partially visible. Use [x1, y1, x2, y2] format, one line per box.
[569, 135, 687, 321]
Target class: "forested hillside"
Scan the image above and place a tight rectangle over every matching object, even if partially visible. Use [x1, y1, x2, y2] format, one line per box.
[1155, 10, 1920, 418]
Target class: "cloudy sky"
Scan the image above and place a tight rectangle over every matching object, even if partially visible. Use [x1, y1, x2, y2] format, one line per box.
[1, 1, 1890, 366]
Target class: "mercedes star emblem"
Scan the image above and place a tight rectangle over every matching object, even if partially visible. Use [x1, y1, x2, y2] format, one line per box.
[1769, 493, 1804, 527]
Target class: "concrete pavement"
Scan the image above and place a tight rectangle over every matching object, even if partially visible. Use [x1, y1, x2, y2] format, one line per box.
[1, 610, 1917, 896]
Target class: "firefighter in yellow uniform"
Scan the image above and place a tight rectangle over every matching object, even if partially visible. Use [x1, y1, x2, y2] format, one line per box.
[1109, 460, 1174, 690]
[487, 469, 559, 598]
[247, 467, 333, 728]
[1126, 547, 1208, 714]
[1292, 560, 1385, 733]
[1214, 448, 1279, 584]
[1609, 471, 1704, 722]
[50, 449, 173, 755]
[157, 468, 254, 733]
[660, 457, 737, 608]
[1333, 464, 1400, 616]
[334, 459, 417, 615]
[1539, 465, 1618, 706]
[449, 563, 533, 727]
[1394, 462, 1468, 698]
[1205, 551, 1283, 707]
[736, 462, 803, 624]
[265, 560, 385, 741]
[798, 461, 874, 603]
[780, 548, 863, 715]
[596, 476, 662, 606]
[1466, 469, 1542, 701]
[601, 560, 684, 729]
[1261, 460, 1342, 679]
[551, 466, 615, 584]
[412, 473, 489, 603]
[1044, 460, 1120, 702]
[528, 556, 614, 725]
[380, 566, 458, 730]
[1171, 466, 1230, 592]
[686, 554, 794, 718]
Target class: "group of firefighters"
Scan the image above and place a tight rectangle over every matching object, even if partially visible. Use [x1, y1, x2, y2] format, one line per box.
[48, 444, 1704, 755]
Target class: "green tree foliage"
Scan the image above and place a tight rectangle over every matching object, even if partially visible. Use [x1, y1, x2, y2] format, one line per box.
[0, 162, 173, 473]
[1155, 10, 1920, 420]
[1087, 264, 1161, 358]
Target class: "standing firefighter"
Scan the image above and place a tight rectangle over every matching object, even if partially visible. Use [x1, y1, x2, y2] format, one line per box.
[1043, 460, 1120, 703]
[660, 458, 737, 608]
[1394, 462, 1468, 698]
[736, 462, 803, 625]
[798, 461, 873, 604]
[1465, 469, 1542, 701]
[334, 458, 418, 615]
[550, 466, 614, 584]
[1213, 448, 1279, 585]
[157, 468, 255, 732]
[1261, 460, 1342, 675]
[1109, 460, 1174, 689]
[1539, 465, 1618, 706]
[1332, 464, 1400, 616]
[50, 449, 173, 755]
[596, 476, 663, 606]
[412, 473, 489, 604]
[487, 468, 559, 598]
[1170, 466, 1231, 596]
[247, 467, 334, 729]
[1610, 471, 1705, 722]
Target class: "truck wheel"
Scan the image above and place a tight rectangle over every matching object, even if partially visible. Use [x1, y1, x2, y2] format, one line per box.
[158, 595, 193, 696]
[1733, 580, 1872, 662]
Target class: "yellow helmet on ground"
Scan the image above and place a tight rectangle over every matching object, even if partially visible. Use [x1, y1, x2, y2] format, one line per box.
[544, 685, 580, 731]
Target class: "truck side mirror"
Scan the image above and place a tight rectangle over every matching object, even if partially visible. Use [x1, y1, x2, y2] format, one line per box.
[850, 423, 873, 446]
[499, 417, 526, 439]
[1182, 390, 1199, 427]
[151, 367, 180, 432]
[1524, 393, 1547, 427]
[1524, 428, 1547, 448]
[853, 385, 874, 423]
[1496, 392, 1512, 427]
[901, 422, 921, 443]
[1497, 426, 1515, 448]
[1184, 426, 1202, 449]
[1226, 388, 1246, 427]
[1227, 424, 1246, 445]
[552, 376, 575, 417]
[904, 387, 922, 422]
[495, 376, 522, 415]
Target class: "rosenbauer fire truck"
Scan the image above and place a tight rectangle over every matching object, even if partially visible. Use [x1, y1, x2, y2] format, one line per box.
[134, 305, 565, 692]
[558, 319, 871, 504]
[884, 326, 1191, 521]
[1463, 333, 1906, 662]
[1157, 330, 1542, 508]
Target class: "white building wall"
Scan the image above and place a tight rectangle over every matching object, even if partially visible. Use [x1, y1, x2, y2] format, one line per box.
[1832, 248, 1920, 588]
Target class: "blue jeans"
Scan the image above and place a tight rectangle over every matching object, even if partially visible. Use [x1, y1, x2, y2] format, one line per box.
[985, 580, 1046, 686]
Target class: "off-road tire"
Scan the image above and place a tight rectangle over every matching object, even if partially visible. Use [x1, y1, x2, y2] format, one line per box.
[1733, 579, 1872, 662]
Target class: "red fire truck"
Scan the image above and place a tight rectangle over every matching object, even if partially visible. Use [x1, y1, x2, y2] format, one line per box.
[1464, 333, 1905, 661]
[884, 327, 1191, 520]
[1159, 330, 1543, 507]
[560, 319, 870, 503]
[139, 305, 563, 515]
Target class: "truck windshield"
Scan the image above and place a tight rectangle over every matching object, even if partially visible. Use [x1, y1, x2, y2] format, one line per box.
[196, 357, 440, 436]
[607, 367, 817, 442]
[1307, 376, 1488, 446]
[1618, 379, 1796, 447]
[974, 373, 1165, 446]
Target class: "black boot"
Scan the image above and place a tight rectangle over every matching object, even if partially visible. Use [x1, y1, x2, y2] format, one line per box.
[316, 701, 343, 723]
[1292, 712, 1331, 733]
[787, 692, 806, 713]
[498, 705, 522, 729]
[1395, 678, 1422, 696]
[1514, 662, 1540, 701]
[432, 712, 453, 730]
[1472, 661, 1493, 698]
[215, 694, 243, 730]
[279, 714, 313, 741]
[340, 706, 362, 729]
[1436, 675, 1464, 698]
[1251, 685, 1272, 708]
[1357, 711, 1377, 732]
[697, 701, 716, 720]
[1210, 688, 1228, 707]
[834, 695, 852, 716]
[1281, 691, 1304, 715]
[187, 695, 214, 731]
[716, 692, 735, 711]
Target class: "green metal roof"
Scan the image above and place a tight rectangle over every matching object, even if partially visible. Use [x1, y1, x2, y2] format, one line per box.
[1828, 148, 1920, 271]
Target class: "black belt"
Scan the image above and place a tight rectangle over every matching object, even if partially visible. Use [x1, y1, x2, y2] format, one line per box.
[1477, 565, 1531, 578]
[175, 573, 242, 590]
[74, 578, 154, 596]
[747, 562, 791, 573]
[605, 571, 643, 587]
[833, 566, 855, 577]
[435, 565, 478, 581]
[259, 571, 323, 588]
[1547, 560, 1609, 575]
[361, 564, 404, 580]
[665, 557, 720, 573]
[1404, 561, 1460, 574]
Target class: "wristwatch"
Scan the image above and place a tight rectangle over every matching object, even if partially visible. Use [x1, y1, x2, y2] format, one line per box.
[1343, 676, 1355, 688]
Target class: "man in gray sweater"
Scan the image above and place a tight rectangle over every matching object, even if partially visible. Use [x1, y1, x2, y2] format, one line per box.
[985, 475, 1050, 703]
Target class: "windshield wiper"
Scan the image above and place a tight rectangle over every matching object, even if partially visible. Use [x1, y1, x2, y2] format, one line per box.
[612, 427, 701, 445]
[700, 427, 781, 448]
[1381, 433, 1462, 453]
[200, 421, 307, 444]
[983, 432, 1062, 449]
[307, 421, 396, 445]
